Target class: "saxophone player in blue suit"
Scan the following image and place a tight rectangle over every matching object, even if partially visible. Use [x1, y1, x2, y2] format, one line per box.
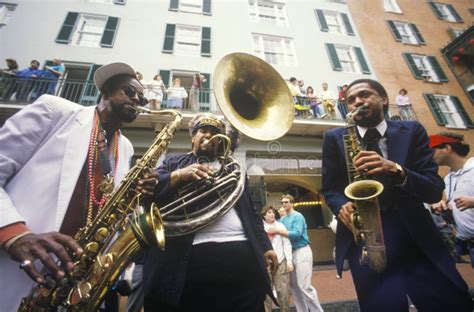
[322, 79, 471, 312]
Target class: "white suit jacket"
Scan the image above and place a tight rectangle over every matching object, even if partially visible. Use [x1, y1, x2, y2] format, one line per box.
[0, 95, 134, 312]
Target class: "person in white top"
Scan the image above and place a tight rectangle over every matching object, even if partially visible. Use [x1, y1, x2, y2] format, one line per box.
[166, 78, 188, 109]
[395, 88, 413, 120]
[318, 82, 337, 119]
[262, 205, 293, 312]
[430, 132, 474, 267]
[147, 74, 166, 110]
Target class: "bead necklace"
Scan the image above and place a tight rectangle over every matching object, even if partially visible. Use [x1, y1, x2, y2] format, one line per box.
[86, 109, 119, 225]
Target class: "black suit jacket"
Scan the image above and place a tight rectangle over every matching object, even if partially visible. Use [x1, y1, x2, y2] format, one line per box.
[322, 120, 466, 291]
[142, 153, 273, 306]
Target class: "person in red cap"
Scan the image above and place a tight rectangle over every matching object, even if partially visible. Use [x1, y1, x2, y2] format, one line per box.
[0, 62, 157, 312]
[430, 132, 474, 267]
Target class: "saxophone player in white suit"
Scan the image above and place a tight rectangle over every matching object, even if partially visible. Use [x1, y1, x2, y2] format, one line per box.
[0, 62, 157, 312]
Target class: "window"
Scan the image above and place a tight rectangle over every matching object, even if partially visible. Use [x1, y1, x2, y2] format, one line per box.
[162, 24, 211, 57]
[449, 28, 464, 38]
[252, 34, 297, 67]
[0, 2, 17, 28]
[56, 12, 120, 48]
[428, 2, 463, 23]
[383, 0, 402, 13]
[249, 1, 288, 26]
[403, 53, 448, 83]
[424, 94, 474, 129]
[315, 9, 354, 36]
[326, 43, 371, 74]
[387, 21, 425, 45]
[169, 0, 212, 15]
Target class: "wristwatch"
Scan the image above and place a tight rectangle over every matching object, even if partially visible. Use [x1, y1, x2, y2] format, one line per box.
[394, 162, 404, 176]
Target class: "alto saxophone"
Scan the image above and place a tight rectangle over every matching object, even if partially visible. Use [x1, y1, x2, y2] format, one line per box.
[18, 108, 182, 311]
[343, 107, 387, 272]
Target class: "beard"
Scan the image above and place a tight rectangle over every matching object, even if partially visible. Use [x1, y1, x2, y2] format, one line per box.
[354, 106, 383, 128]
[110, 100, 138, 123]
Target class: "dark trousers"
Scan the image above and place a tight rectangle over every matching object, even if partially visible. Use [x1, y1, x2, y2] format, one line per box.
[348, 211, 472, 312]
[144, 241, 267, 312]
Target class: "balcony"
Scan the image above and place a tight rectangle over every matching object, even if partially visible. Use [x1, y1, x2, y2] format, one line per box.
[0, 77, 417, 135]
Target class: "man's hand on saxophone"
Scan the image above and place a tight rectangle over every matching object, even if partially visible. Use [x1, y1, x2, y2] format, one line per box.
[353, 151, 406, 184]
[338, 202, 357, 230]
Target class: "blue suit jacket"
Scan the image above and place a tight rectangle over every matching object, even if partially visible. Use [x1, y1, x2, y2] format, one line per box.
[322, 120, 466, 291]
[142, 153, 274, 306]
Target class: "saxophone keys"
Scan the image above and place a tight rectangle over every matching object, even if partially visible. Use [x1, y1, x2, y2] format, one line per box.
[67, 281, 92, 306]
[94, 227, 109, 242]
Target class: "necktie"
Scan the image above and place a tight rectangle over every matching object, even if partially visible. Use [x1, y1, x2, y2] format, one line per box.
[363, 128, 383, 156]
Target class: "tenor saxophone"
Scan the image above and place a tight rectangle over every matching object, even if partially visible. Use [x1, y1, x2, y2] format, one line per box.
[343, 107, 387, 272]
[17, 108, 182, 311]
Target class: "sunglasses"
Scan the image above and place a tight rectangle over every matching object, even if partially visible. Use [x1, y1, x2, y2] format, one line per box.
[120, 86, 148, 106]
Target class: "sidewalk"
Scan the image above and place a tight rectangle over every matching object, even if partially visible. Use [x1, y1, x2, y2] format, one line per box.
[313, 263, 474, 311]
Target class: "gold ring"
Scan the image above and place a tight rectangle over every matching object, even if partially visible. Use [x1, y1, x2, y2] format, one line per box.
[19, 260, 32, 270]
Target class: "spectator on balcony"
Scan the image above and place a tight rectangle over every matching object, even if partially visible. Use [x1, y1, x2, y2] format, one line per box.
[289, 77, 308, 118]
[337, 84, 349, 119]
[15, 60, 44, 102]
[395, 88, 413, 120]
[147, 74, 166, 110]
[1, 58, 19, 101]
[189, 73, 206, 112]
[42, 58, 65, 96]
[318, 82, 337, 120]
[306, 86, 323, 119]
[166, 78, 188, 109]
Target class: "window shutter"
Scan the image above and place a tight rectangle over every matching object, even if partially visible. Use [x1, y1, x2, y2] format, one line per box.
[402, 53, 423, 79]
[428, 2, 443, 19]
[163, 24, 176, 53]
[159, 70, 171, 87]
[354, 47, 370, 74]
[427, 56, 448, 82]
[325, 44, 342, 71]
[203, 0, 211, 15]
[409, 23, 425, 44]
[100, 17, 119, 48]
[447, 4, 463, 23]
[315, 10, 328, 32]
[199, 73, 211, 106]
[80, 64, 102, 106]
[201, 27, 211, 57]
[341, 13, 354, 36]
[56, 12, 78, 44]
[387, 20, 402, 42]
[451, 96, 474, 128]
[423, 93, 447, 126]
[169, 0, 179, 11]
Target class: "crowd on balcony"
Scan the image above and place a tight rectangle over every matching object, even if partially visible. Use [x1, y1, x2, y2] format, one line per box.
[0, 58, 416, 122]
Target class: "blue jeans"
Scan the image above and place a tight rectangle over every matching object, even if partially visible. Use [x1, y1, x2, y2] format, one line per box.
[455, 237, 474, 267]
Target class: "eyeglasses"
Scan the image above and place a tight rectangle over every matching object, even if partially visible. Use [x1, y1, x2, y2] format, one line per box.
[120, 86, 148, 106]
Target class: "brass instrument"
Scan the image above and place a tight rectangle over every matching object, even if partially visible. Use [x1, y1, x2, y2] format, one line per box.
[17, 108, 182, 311]
[343, 107, 387, 272]
[157, 52, 294, 235]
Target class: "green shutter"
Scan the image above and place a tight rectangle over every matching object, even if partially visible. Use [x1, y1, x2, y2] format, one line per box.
[325, 43, 342, 71]
[387, 20, 402, 42]
[447, 4, 463, 23]
[354, 47, 370, 74]
[80, 64, 102, 106]
[423, 93, 447, 125]
[341, 13, 354, 36]
[402, 53, 423, 80]
[163, 24, 176, 53]
[451, 96, 474, 128]
[159, 70, 171, 87]
[100, 17, 119, 48]
[199, 73, 211, 107]
[169, 0, 179, 11]
[203, 0, 211, 15]
[315, 10, 328, 32]
[428, 2, 443, 19]
[201, 27, 211, 56]
[427, 56, 448, 82]
[56, 12, 79, 44]
[410, 23, 426, 44]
